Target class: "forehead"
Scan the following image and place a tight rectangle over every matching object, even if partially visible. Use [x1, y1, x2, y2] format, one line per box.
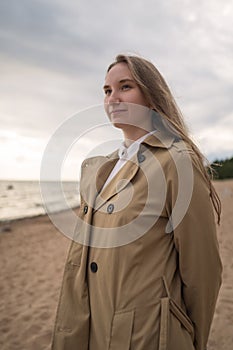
[105, 62, 133, 84]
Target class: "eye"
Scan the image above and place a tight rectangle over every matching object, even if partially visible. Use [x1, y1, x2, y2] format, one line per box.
[121, 84, 132, 91]
[104, 89, 112, 96]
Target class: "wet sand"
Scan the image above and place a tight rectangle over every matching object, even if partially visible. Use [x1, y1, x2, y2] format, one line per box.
[0, 180, 232, 350]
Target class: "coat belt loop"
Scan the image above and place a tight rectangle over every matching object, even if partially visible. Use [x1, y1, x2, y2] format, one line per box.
[159, 297, 169, 350]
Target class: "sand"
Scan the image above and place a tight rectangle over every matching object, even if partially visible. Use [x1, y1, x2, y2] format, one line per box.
[0, 180, 232, 350]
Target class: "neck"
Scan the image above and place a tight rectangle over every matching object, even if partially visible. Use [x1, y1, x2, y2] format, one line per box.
[122, 126, 153, 147]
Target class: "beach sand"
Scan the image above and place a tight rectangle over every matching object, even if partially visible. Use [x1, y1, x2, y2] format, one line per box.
[0, 180, 233, 350]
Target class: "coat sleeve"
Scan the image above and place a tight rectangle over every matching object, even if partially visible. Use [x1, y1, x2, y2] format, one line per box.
[166, 149, 222, 350]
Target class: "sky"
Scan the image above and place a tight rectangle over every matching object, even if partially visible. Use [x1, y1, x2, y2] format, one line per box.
[0, 0, 232, 180]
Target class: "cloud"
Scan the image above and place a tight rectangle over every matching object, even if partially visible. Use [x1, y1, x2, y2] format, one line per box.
[196, 111, 233, 161]
[0, 129, 45, 179]
[0, 0, 232, 179]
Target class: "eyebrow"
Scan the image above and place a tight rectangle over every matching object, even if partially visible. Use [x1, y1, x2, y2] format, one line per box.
[103, 78, 135, 90]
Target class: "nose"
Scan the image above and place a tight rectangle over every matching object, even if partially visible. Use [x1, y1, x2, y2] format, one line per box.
[106, 90, 121, 104]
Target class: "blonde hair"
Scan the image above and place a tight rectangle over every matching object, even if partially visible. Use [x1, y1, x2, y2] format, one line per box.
[107, 54, 221, 223]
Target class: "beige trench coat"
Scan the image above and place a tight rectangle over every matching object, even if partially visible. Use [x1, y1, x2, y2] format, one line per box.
[52, 131, 222, 350]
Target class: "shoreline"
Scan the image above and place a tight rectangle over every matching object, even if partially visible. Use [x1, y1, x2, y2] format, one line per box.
[0, 206, 80, 229]
[0, 212, 49, 227]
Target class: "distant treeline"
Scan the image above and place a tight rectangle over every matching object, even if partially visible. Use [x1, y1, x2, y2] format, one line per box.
[210, 157, 233, 179]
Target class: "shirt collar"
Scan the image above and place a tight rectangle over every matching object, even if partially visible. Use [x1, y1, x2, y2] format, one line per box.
[118, 131, 157, 160]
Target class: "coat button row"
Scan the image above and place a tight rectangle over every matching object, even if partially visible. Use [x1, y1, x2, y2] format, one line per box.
[84, 204, 114, 214]
[90, 262, 98, 273]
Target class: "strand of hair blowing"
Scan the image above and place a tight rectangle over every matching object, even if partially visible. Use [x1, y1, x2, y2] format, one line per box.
[107, 54, 221, 224]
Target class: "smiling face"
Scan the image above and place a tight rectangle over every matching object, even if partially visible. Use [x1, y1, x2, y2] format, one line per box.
[103, 63, 153, 138]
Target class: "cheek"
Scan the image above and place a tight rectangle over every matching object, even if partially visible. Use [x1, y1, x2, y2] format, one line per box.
[138, 94, 148, 107]
[104, 104, 111, 120]
[127, 104, 151, 127]
[131, 91, 148, 107]
[103, 98, 110, 120]
[104, 95, 108, 105]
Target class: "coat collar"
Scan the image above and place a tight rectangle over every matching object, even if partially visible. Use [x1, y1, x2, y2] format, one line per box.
[141, 129, 176, 149]
[105, 129, 176, 161]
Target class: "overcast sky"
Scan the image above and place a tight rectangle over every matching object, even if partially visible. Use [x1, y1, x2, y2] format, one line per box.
[0, 0, 232, 180]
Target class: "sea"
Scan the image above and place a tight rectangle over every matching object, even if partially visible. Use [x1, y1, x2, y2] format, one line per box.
[0, 180, 80, 222]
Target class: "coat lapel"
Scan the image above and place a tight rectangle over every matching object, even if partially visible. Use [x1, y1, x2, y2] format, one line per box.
[94, 153, 139, 212]
[95, 157, 119, 194]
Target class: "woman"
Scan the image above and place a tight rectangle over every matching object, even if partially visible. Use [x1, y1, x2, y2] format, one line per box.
[52, 54, 222, 350]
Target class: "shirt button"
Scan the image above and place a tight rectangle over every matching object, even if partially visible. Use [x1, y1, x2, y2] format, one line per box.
[83, 205, 88, 214]
[90, 262, 98, 273]
[138, 153, 146, 163]
[107, 203, 114, 214]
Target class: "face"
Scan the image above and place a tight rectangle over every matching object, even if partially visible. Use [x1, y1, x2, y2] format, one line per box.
[103, 63, 152, 133]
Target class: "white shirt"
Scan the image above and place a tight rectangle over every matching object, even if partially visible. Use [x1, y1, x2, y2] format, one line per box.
[102, 131, 156, 190]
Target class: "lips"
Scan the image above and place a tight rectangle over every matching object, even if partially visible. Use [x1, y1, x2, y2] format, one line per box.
[108, 104, 128, 115]
[111, 109, 127, 114]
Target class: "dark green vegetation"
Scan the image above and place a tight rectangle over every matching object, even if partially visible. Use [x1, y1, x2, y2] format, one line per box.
[211, 157, 233, 179]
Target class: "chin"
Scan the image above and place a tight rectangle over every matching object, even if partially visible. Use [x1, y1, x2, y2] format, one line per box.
[110, 116, 125, 128]
[112, 122, 126, 129]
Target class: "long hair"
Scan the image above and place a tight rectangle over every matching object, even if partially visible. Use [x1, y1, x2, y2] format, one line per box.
[107, 54, 221, 223]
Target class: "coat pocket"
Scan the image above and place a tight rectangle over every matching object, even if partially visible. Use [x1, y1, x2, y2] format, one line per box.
[169, 299, 194, 341]
[109, 309, 134, 350]
[159, 297, 195, 350]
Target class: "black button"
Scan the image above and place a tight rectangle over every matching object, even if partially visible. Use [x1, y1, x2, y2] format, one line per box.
[83, 205, 88, 214]
[90, 262, 98, 273]
[107, 203, 114, 214]
[138, 153, 145, 163]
